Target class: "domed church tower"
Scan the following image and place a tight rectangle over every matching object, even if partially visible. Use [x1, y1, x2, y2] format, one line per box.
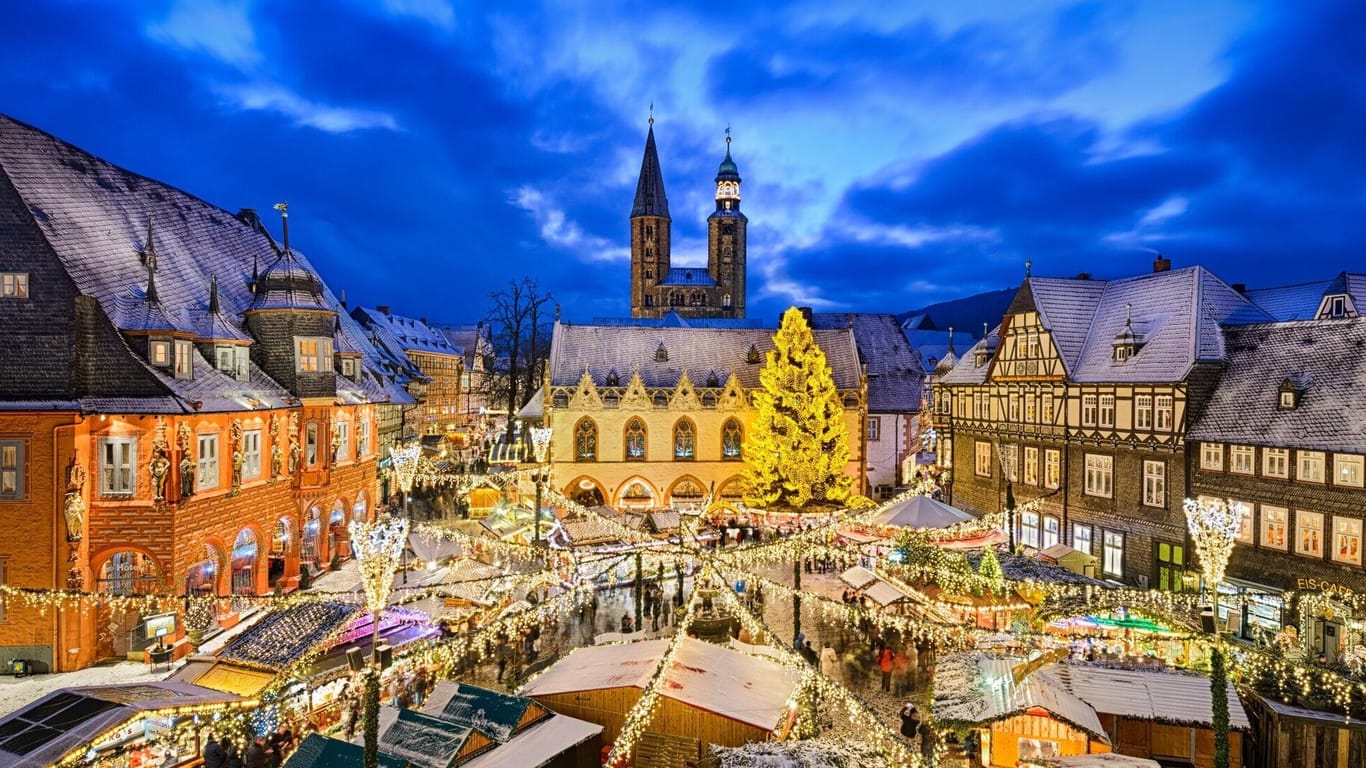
[706, 132, 747, 318]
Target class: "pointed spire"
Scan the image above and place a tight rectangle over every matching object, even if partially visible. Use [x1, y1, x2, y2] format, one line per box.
[1125, 302, 1133, 327]
[631, 122, 670, 219]
[1025, 258, 1032, 278]
[141, 215, 158, 272]
[145, 260, 159, 304]
[208, 273, 220, 313]
[273, 201, 290, 252]
[947, 326, 955, 355]
[251, 251, 259, 294]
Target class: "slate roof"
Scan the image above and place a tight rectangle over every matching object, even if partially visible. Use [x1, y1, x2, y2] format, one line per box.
[938, 326, 1000, 386]
[630, 124, 669, 219]
[1186, 318, 1366, 453]
[812, 313, 923, 413]
[1244, 272, 1366, 321]
[943, 268, 1272, 385]
[657, 266, 718, 287]
[0, 113, 411, 409]
[439, 324, 489, 369]
[354, 306, 463, 357]
[589, 312, 768, 329]
[548, 322, 862, 390]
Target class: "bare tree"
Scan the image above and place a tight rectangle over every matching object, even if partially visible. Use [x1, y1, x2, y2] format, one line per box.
[482, 278, 555, 445]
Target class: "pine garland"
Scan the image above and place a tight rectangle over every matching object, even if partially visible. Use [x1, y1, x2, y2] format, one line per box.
[1211, 645, 1229, 768]
[362, 668, 381, 768]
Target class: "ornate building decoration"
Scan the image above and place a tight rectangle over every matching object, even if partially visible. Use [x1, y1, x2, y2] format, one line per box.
[150, 417, 171, 503]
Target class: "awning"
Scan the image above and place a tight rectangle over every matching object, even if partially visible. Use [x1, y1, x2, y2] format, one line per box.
[192, 664, 278, 697]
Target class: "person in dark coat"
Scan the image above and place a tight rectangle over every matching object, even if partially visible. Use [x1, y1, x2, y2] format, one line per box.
[225, 742, 244, 768]
[202, 734, 228, 768]
[900, 703, 922, 739]
[244, 737, 267, 768]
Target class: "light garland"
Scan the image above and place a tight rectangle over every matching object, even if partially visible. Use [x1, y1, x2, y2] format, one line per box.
[1183, 497, 1244, 587]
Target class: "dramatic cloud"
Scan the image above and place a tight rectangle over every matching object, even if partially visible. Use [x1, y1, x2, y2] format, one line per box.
[0, 0, 1360, 322]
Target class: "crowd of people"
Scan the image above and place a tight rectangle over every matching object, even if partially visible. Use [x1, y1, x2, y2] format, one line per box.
[201, 724, 306, 768]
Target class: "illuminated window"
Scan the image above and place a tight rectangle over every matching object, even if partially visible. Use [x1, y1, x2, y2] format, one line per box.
[1084, 454, 1112, 498]
[1041, 393, 1054, 422]
[1008, 393, 1020, 422]
[305, 423, 318, 466]
[1072, 524, 1092, 556]
[1296, 510, 1324, 558]
[0, 273, 28, 298]
[0, 441, 22, 499]
[624, 418, 646, 460]
[1102, 531, 1124, 577]
[1044, 449, 1060, 489]
[357, 418, 370, 458]
[197, 434, 219, 489]
[1098, 395, 1115, 428]
[1134, 395, 1152, 430]
[575, 419, 597, 461]
[975, 441, 992, 477]
[295, 337, 334, 373]
[243, 430, 261, 479]
[1332, 517, 1362, 566]
[1263, 448, 1289, 479]
[1025, 394, 1036, 423]
[1023, 446, 1039, 486]
[1336, 454, 1364, 487]
[1200, 443, 1223, 471]
[99, 438, 136, 496]
[1298, 451, 1325, 483]
[722, 419, 743, 460]
[1154, 396, 1174, 431]
[149, 339, 171, 367]
[1001, 444, 1018, 482]
[1081, 394, 1097, 427]
[335, 421, 350, 462]
[673, 419, 695, 459]
[1020, 511, 1040, 549]
[1043, 516, 1060, 548]
[174, 340, 194, 379]
[1142, 460, 1165, 507]
[1230, 445, 1255, 475]
[1261, 506, 1287, 550]
[867, 416, 881, 441]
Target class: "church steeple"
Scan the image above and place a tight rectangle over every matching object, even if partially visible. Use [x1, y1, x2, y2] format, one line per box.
[631, 122, 670, 219]
[714, 129, 741, 211]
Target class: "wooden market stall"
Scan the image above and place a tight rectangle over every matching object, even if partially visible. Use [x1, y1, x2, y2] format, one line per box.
[519, 636, 800, 756]
[1244, 689, 1366, 768]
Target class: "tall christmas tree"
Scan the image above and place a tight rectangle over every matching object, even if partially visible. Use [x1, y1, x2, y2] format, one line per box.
[742, 307, 854, 510]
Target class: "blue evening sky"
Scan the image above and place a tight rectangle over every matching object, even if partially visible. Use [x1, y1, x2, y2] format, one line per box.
[2, 1, 1362, 323]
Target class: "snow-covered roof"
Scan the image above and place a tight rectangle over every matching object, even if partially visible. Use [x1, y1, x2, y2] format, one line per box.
[934, 653, 1108, 742]
[871, 495, 976, 529]
[839, 566, 878, 590]
[864, 580, 914, 607]
[812, 313, 924, 413]
[1042, 663, 1250, 730]
[1025, 755, 1161, 768]
[520, 637, 800, 731]
[1186, 318, 1366, 453]
[462, 713, 602, 768]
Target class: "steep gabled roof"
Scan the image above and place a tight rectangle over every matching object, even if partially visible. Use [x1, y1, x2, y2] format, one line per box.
[812, 313, 923, 413]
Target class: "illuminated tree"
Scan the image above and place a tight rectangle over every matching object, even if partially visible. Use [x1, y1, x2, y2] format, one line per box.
[742, 307, 854, 510]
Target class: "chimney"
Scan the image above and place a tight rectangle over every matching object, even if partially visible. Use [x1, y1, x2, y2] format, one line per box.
[1153, 253, 1171, 273]
[1076, 272, 1091, 281]
[377, 305, 391, 315]
[1231, 283, 1247, 295]
[340, 289, 347, 309]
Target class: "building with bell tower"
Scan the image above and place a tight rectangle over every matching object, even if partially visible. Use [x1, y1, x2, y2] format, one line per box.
[630, 122, 747, 319]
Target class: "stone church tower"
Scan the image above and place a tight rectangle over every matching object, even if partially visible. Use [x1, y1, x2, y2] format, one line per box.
[630, 121, 747, 319]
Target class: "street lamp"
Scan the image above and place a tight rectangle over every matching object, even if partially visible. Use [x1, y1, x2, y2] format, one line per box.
[349, 514, 409, 768]
[530, 426, 552, 547]
[1183, 496, 1245, 768]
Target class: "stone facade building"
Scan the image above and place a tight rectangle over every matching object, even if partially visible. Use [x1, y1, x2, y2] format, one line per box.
[1186, 276, 1366, 658]
[0, 114, 411, 670]
[937, 260, 1271, 589]
[541, 321, 865, 509]
[629, 122, 747, 320]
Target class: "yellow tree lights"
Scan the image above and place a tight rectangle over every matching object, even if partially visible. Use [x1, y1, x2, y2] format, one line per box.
[349, 513, 409, 768]
[742, 307, 854, 510]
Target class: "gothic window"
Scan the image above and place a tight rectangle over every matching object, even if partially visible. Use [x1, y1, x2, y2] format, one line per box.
[674, 419, 696, 459]
[645, 269, 654, 280]
[706, 370, 721, 388]
[655, 342, 668, 362]
[644, 225, 653, 240]
[723, 293, 732, 308]
[701, 392, 717, 408]
[624, 418, 646, 460]
[690, 291, 706, 306]
[605, 369, 620, 387]
[574, 419, 597, 461]
[644, 295, 654, 307]
[746, 344, 761, 364]
[645, 247, 653, 260]
[722, 419, 743, 460]
[670, 291, 684, 306]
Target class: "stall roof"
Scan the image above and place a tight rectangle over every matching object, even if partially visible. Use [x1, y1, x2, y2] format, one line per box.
[220, 601, 360, 670]
[865, 580, 914, 607]
[870, 495, 975, 529]
[284, 733, 407, 768]
[421, 681, 548, 743]
[1026, 755, 1160, 768]
[520, 637, 800, 731]
[839, 566, 879, 590]
[933, 653, 1108, 743]
[0, 682, 251, 768]
[191, 664, 278, 697]
[462, 713, 601, 768]
[377, 707, 478, 768]
[1044, 664, 1251, 730]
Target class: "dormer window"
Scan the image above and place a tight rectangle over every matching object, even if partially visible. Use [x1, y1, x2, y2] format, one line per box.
[215, 346, 250, 382]
[0, 273, 28, 298]
[1278, 379, 1303, 410]
[975, 350, 989, 367]
[149, 339, 172, 367]
[605, 369, 620, 387]
[654, 343, 668, 362]
[296, 337, 334, 373]
[1113, 345, 1133, 362]
[172, 340, 194, 379]
[1331, 296, 1347, 318]
[747, 344, 761, 364]
[341, 358, 357, 379]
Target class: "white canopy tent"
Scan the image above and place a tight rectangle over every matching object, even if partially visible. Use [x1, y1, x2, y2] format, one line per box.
[870, 495, 976, 529]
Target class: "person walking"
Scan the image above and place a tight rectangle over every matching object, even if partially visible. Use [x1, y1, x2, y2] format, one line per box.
[203, 734, 227, 768]
[900, 703, 921, 740]
[225, 742, 244, 768]
[819, 644, 840, 681]
[244, 737, 267, 768]
[878, 646, 894, 692]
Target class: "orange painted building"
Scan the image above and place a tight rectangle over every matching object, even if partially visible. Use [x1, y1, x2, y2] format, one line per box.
[0, 113, 413, 670]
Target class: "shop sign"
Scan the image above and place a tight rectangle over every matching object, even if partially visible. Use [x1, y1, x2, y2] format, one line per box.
[1295, 577, 1356, 598]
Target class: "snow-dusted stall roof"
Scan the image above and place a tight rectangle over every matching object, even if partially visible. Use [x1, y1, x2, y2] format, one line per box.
[864, 580, 915, 607]
[1043, 663, 1251, 730]
[520, 637, 800, 731]
[870, 495, 976, 529]
[409, 529, 465, 563]
[839, 565, 879, 590]
[0, 682, 251, 768]
[1025, 755, 1160, 768]
[933, 653, 1108, 743]
[462, 713, 602, 768]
